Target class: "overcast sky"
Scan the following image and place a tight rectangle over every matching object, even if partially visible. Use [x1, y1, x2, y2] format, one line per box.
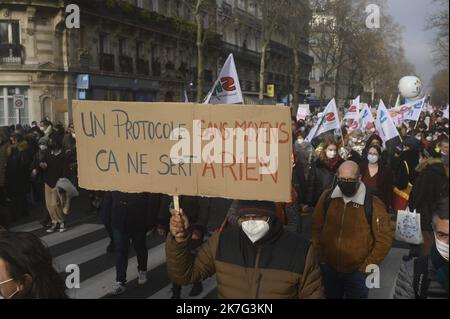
[385, 0, 443, 91]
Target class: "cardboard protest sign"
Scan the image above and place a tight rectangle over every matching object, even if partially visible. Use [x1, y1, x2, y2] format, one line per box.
[296, 104, 310, 121]
[73, 101, 292, 202]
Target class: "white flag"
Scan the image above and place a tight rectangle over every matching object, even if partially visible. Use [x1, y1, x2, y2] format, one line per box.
[183, 90, 189, 103]
[375, 100, 400, 143]
[403, 97, 426, 121]
[204, 53, 244, 105]
[344, 96, 360, 120]
[306, 98, 341, 142]
[359, 103, 375, 131]
[444, 105, 449, 119]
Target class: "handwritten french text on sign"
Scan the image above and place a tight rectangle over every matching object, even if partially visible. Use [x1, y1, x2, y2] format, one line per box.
[73, 101, 293, 202]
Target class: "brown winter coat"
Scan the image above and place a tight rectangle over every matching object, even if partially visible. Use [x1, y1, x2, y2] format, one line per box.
[166, 219, 324, 299]
[312, 183, 393, 273]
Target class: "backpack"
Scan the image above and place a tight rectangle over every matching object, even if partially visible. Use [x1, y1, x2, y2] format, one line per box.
[323, 188, 373, 228]
[413, 256, 430, 299]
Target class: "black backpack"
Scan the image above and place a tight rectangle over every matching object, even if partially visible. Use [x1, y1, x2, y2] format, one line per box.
[323, 188, 373, 228]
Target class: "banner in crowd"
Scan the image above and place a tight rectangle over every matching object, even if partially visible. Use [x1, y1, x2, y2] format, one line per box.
[296, 104, 311, 121]
[359, 103, 375, 131]
[403, 97, 426, 122]
[376, 100, 400, 143]
[306, 98, 341, 142]
[204, 54, 244, 105]
[73, 101, 292, 202]
[444, 105, 449, 120]
[344, 96, 360, 120]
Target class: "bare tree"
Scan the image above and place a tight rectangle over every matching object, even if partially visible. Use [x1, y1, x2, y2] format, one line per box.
[431, 69, 449, 106]
[256, 0, 288, 103]
[285, 0, 311, 112]
[427, 0, 449, 67]
[181, 0, 216, 102]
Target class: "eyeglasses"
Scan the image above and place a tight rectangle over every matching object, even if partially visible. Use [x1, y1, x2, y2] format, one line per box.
[337, 178, 359, 183]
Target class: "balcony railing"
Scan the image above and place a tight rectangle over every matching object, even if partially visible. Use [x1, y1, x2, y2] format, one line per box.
[0, 43, 23, 64]
[136, 58, 149, 75]
[119, 55, 133, 73]
[99, 53, 115, 72]
[220, 42, 260, 64]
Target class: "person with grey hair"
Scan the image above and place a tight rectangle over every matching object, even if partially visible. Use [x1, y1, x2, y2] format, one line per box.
[393, 197, 449, 299]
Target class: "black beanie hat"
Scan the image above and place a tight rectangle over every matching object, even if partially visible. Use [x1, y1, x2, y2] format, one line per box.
[236, 200, 276, 219]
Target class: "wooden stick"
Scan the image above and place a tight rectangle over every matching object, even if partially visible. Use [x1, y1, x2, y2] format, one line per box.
[173, 195, 180, 213]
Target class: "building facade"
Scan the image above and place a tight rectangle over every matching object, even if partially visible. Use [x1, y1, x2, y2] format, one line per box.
[0, 0, 313, 126]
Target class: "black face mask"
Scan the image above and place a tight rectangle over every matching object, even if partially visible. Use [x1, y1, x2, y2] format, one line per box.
[338, 181, 360, 197]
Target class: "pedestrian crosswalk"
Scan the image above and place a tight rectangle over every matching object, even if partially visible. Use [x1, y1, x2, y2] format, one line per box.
[18, 218, 218, 299]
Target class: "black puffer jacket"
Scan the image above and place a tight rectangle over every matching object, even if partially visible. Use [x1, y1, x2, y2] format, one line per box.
[408, 158, 449, 231]
[106, 192, 154, 233]
[306, 157, 344, 206]
[394, 150, 420, 190]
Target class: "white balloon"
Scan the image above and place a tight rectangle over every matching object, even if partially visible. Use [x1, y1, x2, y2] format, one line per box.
[398, 76, 423, 100]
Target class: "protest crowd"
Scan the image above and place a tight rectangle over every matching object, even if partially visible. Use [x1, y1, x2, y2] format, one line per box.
[0, 78, 449, 300]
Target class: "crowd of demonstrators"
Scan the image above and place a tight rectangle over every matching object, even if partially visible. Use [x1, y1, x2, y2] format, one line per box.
[0, 120, 78, 231]
[0, 102, 448, 299]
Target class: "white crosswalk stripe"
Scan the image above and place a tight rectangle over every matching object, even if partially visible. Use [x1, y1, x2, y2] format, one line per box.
[53, 237, 111, 272]
[41, 223, 104, 248]
[67, 242, 166, 299]
[10, 221, 42, 233]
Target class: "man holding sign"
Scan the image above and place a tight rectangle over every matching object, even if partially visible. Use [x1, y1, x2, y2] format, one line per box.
[166, 200, 324, 299]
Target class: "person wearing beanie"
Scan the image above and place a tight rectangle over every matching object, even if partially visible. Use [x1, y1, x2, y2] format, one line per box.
[166, 199, 324, 299]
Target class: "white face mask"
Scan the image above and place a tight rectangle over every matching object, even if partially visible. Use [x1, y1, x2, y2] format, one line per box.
[367, 154, 379, 164]
[426, 136, 433, 142]
[241, 219, 270, 243]
[297, 138, 304, 144]
[39, 144, 47, 151]
[326, 150, 337, 160]
[435, 233, 449, 261]
[0, 278, 19, 299]
[71, 133, 76, 139]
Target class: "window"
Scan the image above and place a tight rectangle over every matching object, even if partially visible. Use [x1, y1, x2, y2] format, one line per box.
[0, 87, 29, 126]
[0, 21, 20, 44]
[98, 34, 111, 54]
[136, 41, 142, 59]
[135, 0, 144, 8]
[119, 38, 129, 56]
